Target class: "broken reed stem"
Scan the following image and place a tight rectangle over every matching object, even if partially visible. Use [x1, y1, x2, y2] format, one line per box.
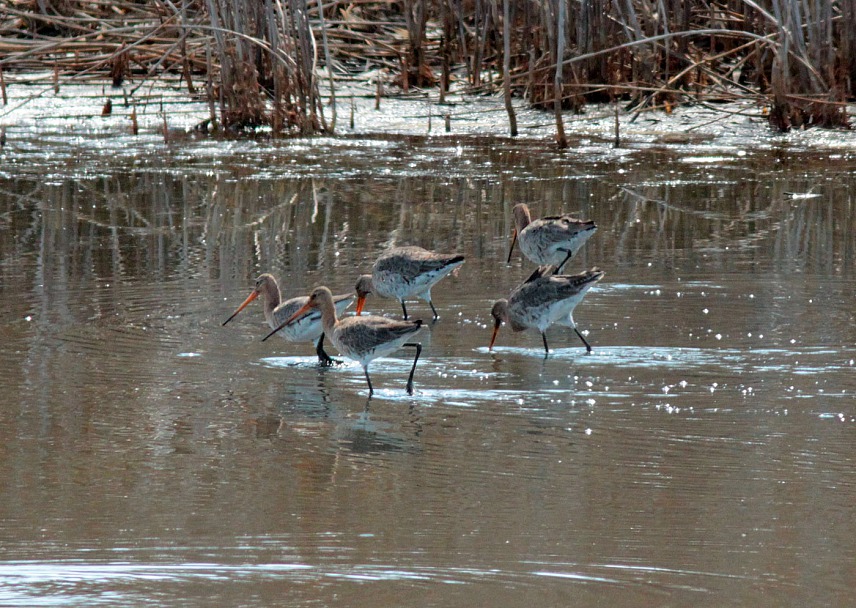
[205, 41, 217, 131]
[161, 110, 169, 143]
[502, 0, 518, 137]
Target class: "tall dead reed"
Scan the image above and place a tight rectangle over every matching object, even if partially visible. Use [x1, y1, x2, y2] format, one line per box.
[0, 0, 851, 135]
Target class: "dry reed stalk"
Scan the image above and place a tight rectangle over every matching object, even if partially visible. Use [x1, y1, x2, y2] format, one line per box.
[500, 0, 517, 136]
[315, 0, 336, 132]
[553, 0, 568, 149]
[161, 109, 169, 143]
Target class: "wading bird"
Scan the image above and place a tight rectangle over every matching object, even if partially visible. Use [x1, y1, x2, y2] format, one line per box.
[223, 274, 352, 366]
[265, 286, 424, 395]
[355, 246, 465, 320]
[507, 203, 597, 273]
[490, 266, 604, 355]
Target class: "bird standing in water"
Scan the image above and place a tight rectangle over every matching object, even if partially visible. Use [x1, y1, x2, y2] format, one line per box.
[355, 245, 464, 320]
[490, 266, 604, 355]
[265, 286, 424, 395]
[507, 203, 597, 274]
[223, 274, 352, 366]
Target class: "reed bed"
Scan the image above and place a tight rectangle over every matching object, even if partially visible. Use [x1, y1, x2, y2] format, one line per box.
[0, 0, 851, 136]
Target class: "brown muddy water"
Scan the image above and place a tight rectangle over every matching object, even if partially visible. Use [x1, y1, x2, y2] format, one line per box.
[1, 106, 856, 606]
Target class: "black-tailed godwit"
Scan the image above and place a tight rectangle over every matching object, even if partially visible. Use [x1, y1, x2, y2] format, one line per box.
[489, 266, 604, 355]
[223, 274, 352, 366]
[507, 203, 597, 273]
[355, 246, 464, 320]
[265, 286, 424, 395]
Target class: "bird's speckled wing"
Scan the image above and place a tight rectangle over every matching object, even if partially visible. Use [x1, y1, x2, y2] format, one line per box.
[332, 315, 423, 360]
[373, 247, 464, 297]
[508, 268, 603, 330]
[519, 216, 597, 265]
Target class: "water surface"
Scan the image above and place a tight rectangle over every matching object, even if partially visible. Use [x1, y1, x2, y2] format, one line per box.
[1, 108, 856, 606]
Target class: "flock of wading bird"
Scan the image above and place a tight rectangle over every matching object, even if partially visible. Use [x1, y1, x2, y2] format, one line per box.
[223, 204, 604, 396]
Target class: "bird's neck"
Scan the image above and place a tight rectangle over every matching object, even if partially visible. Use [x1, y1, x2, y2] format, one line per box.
[514, 208, 531, 231]
[319, 298, 338, 334]
[262, 288, 281, 325]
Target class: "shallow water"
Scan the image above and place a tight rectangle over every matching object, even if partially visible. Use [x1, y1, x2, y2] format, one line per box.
[2, 115, 856, 606]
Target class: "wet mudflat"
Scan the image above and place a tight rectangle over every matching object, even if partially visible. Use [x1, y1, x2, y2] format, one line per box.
[1, 97, 856, 606]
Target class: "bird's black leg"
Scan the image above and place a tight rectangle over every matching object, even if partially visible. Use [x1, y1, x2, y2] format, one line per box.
[403, 342, 422, 395]
[575, 328, 593, 353]
[364, 368, 374, 395]
[316, 335, 339, 366]
[429, 300, 439, 320]
[400, 300, 409, 320]
[542, 332, 550, 355]
[553, 250, 573, 274]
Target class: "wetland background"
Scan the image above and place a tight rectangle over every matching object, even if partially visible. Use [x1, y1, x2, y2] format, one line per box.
[2, 0, 856, 604]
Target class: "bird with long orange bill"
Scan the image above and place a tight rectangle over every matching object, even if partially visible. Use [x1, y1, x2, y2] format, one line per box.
[355, 246, 464, 320]
[507, 203, 597, 274]
[264, 286, 424, 396]
[223, 274, 352, 366]
[490, 266, 604, 355]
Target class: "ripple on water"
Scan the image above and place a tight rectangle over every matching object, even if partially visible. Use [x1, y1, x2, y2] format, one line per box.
[0, 553, 791, 606]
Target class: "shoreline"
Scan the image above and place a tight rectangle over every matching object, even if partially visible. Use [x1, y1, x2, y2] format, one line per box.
[1, 76, 854, 168]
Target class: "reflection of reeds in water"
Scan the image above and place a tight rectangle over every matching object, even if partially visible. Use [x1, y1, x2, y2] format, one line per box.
[0, 1, 851, 135]
[4, 165, 856, 304]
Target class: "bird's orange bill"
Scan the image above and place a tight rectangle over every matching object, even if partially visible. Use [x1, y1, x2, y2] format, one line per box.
[355, 294, 367, 316]
[488, 320, 501, 351]
[506, 229, 518, 263]
[222, 290, 259, 326]
[262, 300, 313, 342]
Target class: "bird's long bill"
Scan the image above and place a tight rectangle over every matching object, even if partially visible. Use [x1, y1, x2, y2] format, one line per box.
[262, 301, 313, 342]
[222, 290, 258, 326]
[488, 320, 501, 351]
[506, 229, 518, 263]
[355, 294, 366, 316]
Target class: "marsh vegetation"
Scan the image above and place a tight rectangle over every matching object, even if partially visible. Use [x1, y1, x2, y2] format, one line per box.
[1, 0, 852, 138]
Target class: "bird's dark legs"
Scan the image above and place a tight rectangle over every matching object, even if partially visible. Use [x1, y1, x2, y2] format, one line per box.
[364, 368, 374, 395]
[429, 300, 439, 320]
[315, 335, 339, 366]
[403, 342, 422, 395]
[553, 250, 573, 274]
[400, 300, 409, 320]
[575, 328, 593, 353]
[542, 332, 550, 355]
